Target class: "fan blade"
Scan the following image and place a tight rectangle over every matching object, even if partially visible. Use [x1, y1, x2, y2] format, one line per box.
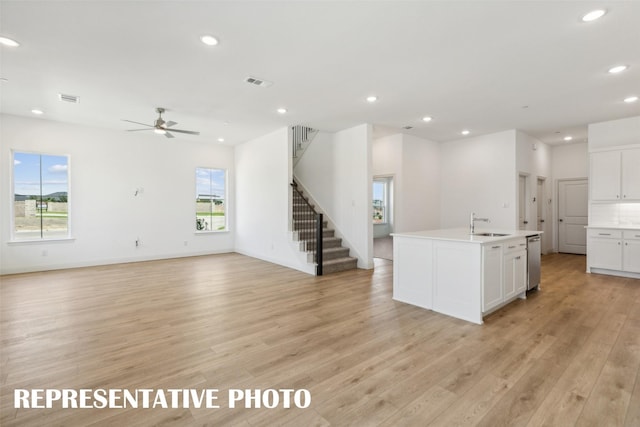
[122, 119, 153, 127]
[165, 121, 178, 128]
[127, 128, 153, 132]
[164, 131, 175, 139]
[166, 128, 200, 135]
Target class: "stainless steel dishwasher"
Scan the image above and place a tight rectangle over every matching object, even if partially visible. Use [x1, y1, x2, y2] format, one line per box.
[527, 235, 541, 290]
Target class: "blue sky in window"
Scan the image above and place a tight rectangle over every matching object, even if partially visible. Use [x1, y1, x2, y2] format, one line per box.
[373, 181, 384, 201]
[196, 168, 225, 200]
[13, 152, 69, 195]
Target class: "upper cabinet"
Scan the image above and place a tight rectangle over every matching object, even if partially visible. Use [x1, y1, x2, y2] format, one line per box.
[621, 149, 640, 200]
[590, 148, 640, 201]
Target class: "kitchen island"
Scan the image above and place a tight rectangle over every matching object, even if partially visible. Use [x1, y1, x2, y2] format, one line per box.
[392, 228, 541, 324]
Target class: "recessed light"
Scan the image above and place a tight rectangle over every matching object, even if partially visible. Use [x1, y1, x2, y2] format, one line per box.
[366, 96, 378, 103]
[564, 136, 573, 141]
[0, 36, 20, 47]
[461, 130, 470, 135]
[608, 65, 628, 74]
[154, 128, 167, 135]
[277, 108, 287, 114]
[31, 109, 44, 115]
[200, 35, 219, 46]
[624, 96, 638, 103]
[422, 116, 433, 122]
[217, 137, 225, 142]
[582, 9, 607, 22]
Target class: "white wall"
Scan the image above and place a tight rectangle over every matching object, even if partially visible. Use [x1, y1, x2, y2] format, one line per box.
[588, 115, 640, 150]
[294, 124, 373, 269]
[440, 130, 517, 230]
[372, 133, 440, 234]
[516, 131, 551, 252]
[550, 142, 588, 251]
[234, 127, 313, 274]
[0, 114, 234, 274]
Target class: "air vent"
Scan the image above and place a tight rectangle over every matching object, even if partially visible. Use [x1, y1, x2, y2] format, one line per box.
[244, 76, 273, 88]
[58, 93, 80, 103]
[402, 126, 413, 130]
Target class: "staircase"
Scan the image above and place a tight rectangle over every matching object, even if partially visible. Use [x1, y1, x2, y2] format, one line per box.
[292, 184, 358, 275]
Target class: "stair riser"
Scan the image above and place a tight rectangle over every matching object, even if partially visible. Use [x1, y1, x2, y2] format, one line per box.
[308, 248, 350, 262]
[292, 220, 328, 230]
[323, 259, 358, 274]
[299, 238, 342, 251]
[297, 229, 334, 240]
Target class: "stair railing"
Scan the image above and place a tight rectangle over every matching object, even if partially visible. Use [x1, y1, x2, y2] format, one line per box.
[292, 125, 318, 166]
[291, 182, 323, 276]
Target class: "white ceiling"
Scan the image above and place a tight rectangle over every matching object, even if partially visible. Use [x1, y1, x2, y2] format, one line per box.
[1, 1, 639, 146]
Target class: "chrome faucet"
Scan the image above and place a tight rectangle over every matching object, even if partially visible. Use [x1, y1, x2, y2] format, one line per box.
[470, 212, 490, 234]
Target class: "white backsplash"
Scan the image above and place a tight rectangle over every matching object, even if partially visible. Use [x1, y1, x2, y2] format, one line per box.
[590, 203, 640, 226]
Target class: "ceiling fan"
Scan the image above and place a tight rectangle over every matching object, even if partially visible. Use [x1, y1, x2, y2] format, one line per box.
[123, 107, 200, 138]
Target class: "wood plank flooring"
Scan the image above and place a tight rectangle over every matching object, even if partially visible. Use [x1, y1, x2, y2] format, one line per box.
[1, 253, 639, 426]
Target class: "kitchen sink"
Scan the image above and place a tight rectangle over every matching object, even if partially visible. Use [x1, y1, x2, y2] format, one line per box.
[473, 232, 510, 237]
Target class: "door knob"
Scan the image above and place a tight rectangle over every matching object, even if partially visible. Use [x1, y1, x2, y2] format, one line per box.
[559, 219, 563, 222]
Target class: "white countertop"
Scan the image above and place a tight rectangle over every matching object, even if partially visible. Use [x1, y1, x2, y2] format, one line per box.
[391, 228, 542, 244]
[585, 225, 640, 230]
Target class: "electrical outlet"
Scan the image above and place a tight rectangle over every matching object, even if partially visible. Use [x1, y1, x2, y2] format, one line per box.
[184, 241, 188, 247]
[42, 249, 48, 256]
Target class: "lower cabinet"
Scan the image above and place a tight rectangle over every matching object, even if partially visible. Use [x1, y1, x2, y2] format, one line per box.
[482, 238, 527, 314]
[623, 230, 640, 273]
[587, 228, 636, 272]
[482, 244, 503, 312]
[503, 249, 527, 300]
[588, 229, 622, 270]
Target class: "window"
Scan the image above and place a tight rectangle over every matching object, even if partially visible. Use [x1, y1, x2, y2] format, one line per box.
[195, 167, 227, 232]
[373, 179, 388, 224]
[12, 151, 70, 240]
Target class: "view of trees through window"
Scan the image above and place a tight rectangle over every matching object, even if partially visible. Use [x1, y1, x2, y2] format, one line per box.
[196, 167, 226, 232]
[13, 152, 69, 240]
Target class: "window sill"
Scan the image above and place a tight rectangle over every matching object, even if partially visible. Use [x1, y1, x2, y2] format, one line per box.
[195, 230, 230, 235]
[8, 237, 76, 245]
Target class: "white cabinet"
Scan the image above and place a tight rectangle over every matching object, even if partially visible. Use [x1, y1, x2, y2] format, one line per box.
[482, 244, 503, 312]
[587, 229, 624, 271]
[591, 151, 622, 201]
[590, 149, 640, 201]
[482, 238, 527, 314]
[623, 230, 640, 273]
[622, 149, 640, 200]
[503, 242, 527, 301]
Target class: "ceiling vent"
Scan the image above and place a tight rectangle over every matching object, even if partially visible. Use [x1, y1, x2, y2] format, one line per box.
[244, 76, 273, 88]
[58, 93, 80, 103]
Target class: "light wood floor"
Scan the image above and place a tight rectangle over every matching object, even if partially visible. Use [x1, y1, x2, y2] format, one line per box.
[1, 253, 639, 426]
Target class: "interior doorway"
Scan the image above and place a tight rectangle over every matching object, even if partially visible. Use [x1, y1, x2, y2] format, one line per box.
[519, 174, 529, 230]
[558, 179, 588, 254]
[536, 177, 548, 253]
[373, 176, 393, 260]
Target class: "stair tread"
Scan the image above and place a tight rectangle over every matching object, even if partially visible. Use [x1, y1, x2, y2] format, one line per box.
[323, 256, 357, 265]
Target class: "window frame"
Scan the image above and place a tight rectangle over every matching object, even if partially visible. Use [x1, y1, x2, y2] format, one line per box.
[195, 167, 228, 234]
[10, 149, 72, 242]
[373, 178, 389, 225]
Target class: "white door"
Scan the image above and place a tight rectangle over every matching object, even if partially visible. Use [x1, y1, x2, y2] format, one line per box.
[558, 179, 588, 254]
[519, 175, 528, 230]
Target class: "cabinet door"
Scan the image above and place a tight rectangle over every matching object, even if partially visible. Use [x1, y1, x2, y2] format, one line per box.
[503, 253, 517, 300]
[482, 245, 503, 312]
[622, 149, 640, 200]
[588, 237, 623, 270]
[623, 239, 640, 273]
[590, 151, 621, 201]
[514, 251, 527, 294]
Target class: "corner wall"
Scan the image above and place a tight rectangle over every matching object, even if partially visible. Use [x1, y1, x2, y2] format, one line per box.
[372, 133, 440, 233]
[0, 114, 235, 274]
[234, 127, 313, 274]
[440, 130, 517, 229]
[293, 124, 373, 269]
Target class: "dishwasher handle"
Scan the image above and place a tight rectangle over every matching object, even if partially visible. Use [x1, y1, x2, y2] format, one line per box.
[528, 236, 541, 242]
